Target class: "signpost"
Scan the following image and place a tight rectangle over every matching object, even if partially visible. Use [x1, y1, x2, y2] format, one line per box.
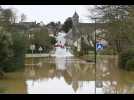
[38, 46, 43, 61]
[30, 44, 35, 54]
[30, 44, 35, 66]
[39, 46, 43, 54]
[96, 43, 104, 52]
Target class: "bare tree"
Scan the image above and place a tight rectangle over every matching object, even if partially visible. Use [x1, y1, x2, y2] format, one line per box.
[20, 13, 27, 22]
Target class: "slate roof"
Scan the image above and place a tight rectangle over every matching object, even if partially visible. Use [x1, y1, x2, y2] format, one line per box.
[65, 22, 106, 42]
[73, 11, 79, 18]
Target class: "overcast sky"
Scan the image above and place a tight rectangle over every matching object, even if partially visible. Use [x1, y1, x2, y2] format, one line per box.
[1, 5, 94, 24]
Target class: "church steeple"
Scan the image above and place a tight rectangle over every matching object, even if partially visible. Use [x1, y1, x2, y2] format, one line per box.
[73, 11, 79, 18]
[72, 11, 79, 24]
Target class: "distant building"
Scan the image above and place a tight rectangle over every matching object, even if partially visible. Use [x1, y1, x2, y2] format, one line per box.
[16, 21, 40, 28]
[65, 11, 107, 52]
[72, 11, 79, 25]
[11, 21, 40, 33]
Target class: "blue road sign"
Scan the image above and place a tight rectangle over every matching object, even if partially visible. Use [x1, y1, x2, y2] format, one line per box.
[96, 43, 104, 51]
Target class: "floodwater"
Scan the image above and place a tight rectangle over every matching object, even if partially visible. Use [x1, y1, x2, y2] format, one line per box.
[0, 56, 134, 94]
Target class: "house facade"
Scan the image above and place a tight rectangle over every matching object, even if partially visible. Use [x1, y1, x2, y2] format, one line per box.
[65, 12, 107, 52]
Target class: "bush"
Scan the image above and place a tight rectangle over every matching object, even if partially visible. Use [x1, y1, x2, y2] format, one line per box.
[9, 32, 26, 72]
[78, 51, 84, 56]
[126, 59, 134, 70]
[72, 46, 83, 57]
[0, 31, 14, 72]
[119, 48, 134, 70]
[0, 31, 26, 72]
[0, 88, 6, 93]
[100, 48, 117, 55]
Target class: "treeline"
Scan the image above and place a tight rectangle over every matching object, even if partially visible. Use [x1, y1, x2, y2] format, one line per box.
[90, 5, 134, 53]
[90, 5, 134, 70]
[0, 6, 57, 75]
[26, 27, 56, 53]
[0, 6, 26, 74]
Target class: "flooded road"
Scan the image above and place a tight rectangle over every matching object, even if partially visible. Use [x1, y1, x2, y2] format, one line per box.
[25, 57, 95, 94]
[0, 56, 134, 94]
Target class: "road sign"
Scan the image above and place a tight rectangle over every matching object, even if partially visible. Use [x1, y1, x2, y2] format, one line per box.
[30, 44, 35, 51]
[96, 43, 104, 51]
[39, 47, 43, 52]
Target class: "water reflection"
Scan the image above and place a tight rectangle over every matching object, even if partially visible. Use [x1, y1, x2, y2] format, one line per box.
[96, 55, 134, 94]
[55, 57, 67, 71]
[25, 57, 95, 94]
[1, 56, 134, 93]
[27, 78, 97, 94]
[23, 56, 134, 94]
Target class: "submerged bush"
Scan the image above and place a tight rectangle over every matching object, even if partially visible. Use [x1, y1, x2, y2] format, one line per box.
[119, 48, 134, 70]
[100, 48, 118, 55]
[126, 58, 134, 70]
[0, 87, 6, 93]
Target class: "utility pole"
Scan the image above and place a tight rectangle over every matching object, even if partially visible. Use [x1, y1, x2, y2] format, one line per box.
[90, 17, 97, 94]
[73, 17, 97, 93]
[92, 17, 97, 94]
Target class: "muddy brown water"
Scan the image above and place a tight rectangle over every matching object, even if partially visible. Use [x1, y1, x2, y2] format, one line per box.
[0, 56, 134, 94]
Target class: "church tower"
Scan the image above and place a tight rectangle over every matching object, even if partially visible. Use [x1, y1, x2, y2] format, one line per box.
[72, 11, 79, 25]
